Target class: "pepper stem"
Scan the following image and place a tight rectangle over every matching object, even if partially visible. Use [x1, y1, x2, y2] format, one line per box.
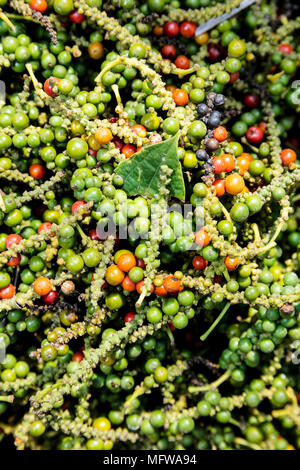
[25, 63, 47, 100]
[0, 395, 14, 403]
[0, 10, 16, 31]
[251, 223, 261, 244]
[200, 301, 231, 341]
[256, 220, 284, 255]
[95, 57, 123, 87]
[188, 366, 232, 393]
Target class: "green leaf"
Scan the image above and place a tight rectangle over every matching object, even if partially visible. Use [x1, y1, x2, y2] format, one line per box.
[115, 134, 185, 200]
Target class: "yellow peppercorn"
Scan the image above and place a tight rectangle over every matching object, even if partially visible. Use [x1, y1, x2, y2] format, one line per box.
[154, 277, 163, 287]
[93, 417, 111, 431]
[269, 265, 282, 281]
[88, 135, 101, 151]
[246, 52, 255, 62]
[95, 128, 113, 145]
[195, 32, 209, 45]
[71, 120, 85, 135]
[104, 440, 114, 450]
[174, 271, 183, 280]
[100, 355, 115, 366]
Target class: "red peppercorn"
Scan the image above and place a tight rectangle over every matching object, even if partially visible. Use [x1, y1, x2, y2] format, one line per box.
[112, 137, 124, 150]
[110, 117, 118, 123]
[44, 77, 60, 97]
[213, 156, 227, 174]
[89, 229, 99, 240]
[229, 72, 239, 83]
[69, 10, 85, 23]
[5, 234, 22, 249]
[207, 43, 225, 61]
[72, 351, 84, 362]
[42, 291, 59, 304]
[88, 148, 97, 156]
[29, 163, 46, 179]
[124, 312, 136, 323]
[7, 255, 21, 267]
[179, 21, 196, 38]
[161, 44, 177, 59]
[213, 274, 223, 284]
[246, 126, 264, 144]
[244, 94, 259, 108]
[174, 55, 190, 69]
[72, 200, 86, 214]
[192, 255, 208, 270]
[163, 21, 179, 37]
[278, 43, 293, 54]
[0, 284, 15, 299]
[38, 222, 52, 234]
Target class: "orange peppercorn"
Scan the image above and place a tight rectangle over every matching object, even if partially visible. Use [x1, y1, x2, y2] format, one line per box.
[95, 128, 113, 145]
[29, 164, 46, 179]
[214, 126, 228, 142]
[213, 179, 226, 197]
[30, 0, 47, 13]
[105, 265, 125, 286]
[131, 124, 147, 138]
[153, 25, 163, 37]
[117, 253, 136, 272]
[195, 229, 210, 247]
[195, 32, 209, 45]
[237, 153, 252, 175]
[122, 275, 136, 292]
[224, 256, 239, 271]
[280, 148, 296, 166]
[72, 351, 84, 362]
[34, 277, 52, 296]
[136, 280, 154, 294]
[163, 275, 183, 294]
[166, 85, 177, 93]
[225, 174, 245, 195]
[223, 154, 235, 172]
[172, 88, 189, 106]
[122, 144, 137, 159]
[155, 285, 168, 297]
[38, 222, 52, 234]
[88, 42, 104, 60]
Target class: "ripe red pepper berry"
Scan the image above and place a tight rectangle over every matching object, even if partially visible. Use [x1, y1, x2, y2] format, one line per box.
[44, 77, 60, 97]
[163, 21, 179, 37]
[244, 94, 259, 108]
[246, 126, 264, 144]
[69, 10, 86, 23]
[161, 44, 177, 59]
[42, 291, 59, 304]
[179, 21, 196, 38]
